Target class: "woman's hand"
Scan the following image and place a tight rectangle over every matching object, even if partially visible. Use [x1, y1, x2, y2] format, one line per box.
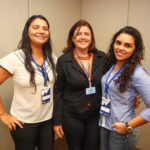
[111, 122, 127, 134]
[0, 112, 24, 131]
[54, 125, 64, 139]
[134, 96, 142, 108]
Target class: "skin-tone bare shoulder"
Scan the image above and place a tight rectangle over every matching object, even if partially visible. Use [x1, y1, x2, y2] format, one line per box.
[0, 67, 11, 85]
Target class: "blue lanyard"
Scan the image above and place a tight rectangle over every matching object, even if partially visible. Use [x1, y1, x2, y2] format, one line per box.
[105, 64, 124, 96]
[76, 50, 91, 87]
[32, 56, 48, 86]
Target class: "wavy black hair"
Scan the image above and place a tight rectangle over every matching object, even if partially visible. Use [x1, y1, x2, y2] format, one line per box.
[103, 26, 144, 93]
[18, 15, 56, 91]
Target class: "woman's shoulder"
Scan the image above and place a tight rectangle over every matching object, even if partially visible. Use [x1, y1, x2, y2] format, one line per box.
[0, 49, 24, 74]
[52, 52, 58, 64]
[0, 49, 23, 62]
[14, 49, 25, 59]
[58, 50, 73, 61]
[132, 64, 150, 81]
[96, 49, 106, 54]
[133, 65, 149, 75]
[93, 49, 107, 57]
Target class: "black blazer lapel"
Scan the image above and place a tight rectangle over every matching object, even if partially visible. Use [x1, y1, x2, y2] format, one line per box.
[64, 49, 86, 76]
[92, 51, 102, 74]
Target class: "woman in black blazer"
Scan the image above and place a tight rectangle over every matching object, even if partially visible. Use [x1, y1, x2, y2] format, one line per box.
[53, 19, 106, 150]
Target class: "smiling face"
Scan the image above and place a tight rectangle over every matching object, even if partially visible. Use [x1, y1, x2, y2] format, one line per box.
[28, 18, 49, 48]
[72, 25, 92, 52]
[114, 33, 136, 64]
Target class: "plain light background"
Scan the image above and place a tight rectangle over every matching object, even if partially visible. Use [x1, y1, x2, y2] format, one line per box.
[0, 0, 150, 149]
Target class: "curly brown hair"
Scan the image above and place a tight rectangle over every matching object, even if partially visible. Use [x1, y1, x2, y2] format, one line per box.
[103, 26, 145, 93]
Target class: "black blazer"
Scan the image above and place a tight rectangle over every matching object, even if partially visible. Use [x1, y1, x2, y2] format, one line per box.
[53, 49, 106, 125]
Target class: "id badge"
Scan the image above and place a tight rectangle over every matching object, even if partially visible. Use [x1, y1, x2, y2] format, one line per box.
[86, 87, 96, 95]
[41, 87, 51, 104]
[100, 96, 111, 116]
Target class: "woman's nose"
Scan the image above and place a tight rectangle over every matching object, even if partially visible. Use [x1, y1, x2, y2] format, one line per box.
[38, 28, 45, 34]
[81, 34, 86, 38]
[118, 44, 124, 50]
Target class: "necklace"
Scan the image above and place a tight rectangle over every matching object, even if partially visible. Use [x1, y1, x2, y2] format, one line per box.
[79, 56, 89, 60]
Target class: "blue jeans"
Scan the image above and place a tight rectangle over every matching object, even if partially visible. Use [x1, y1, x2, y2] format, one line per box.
[100, 127, 139, 150]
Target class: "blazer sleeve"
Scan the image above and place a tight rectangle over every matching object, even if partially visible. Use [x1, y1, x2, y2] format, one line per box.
[53, 56, 65, 125]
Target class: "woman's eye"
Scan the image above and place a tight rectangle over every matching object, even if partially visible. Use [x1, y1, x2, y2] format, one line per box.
[85, 32, 90, 36]
[32, 25, 39, 29]
[125, 44, 131, 48]
[76, 33, 81, 36]
[115, 41, 121, 45]
[43, 27, 48, 30]
[33, 27, 38, 29]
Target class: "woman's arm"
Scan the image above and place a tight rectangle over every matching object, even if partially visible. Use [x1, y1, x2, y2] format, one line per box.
[0, 67, 24, 130]
[53, 57, 65, 138]
[112, 66, 150, 133]
[111, 115, 147, 134]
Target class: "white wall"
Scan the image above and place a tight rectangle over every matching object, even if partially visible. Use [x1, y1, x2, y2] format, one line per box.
[0, 0, 28, 55]
[0, 0, 81, 149]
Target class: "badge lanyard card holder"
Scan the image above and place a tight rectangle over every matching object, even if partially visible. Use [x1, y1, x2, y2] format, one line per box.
[100, 64, 124, 116]
[76, 51, 96, 95]
[32, 56, 51, 104]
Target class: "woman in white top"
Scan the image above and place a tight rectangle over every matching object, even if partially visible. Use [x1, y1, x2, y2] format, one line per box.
[0, 15, 57, 150]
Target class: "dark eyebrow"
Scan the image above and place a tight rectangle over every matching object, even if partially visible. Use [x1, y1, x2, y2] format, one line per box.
[116, 39, 133, 45]
[115, 40, 121, 43]
[125, 41, 134, 45]
[31, 24, 48, 28]
[32, 24, 39, 27]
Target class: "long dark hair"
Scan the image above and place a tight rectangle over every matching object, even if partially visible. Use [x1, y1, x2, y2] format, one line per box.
[103, 26, 144, 93]
[63, 19, 97, 53]
[18, 15, 56, 90]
